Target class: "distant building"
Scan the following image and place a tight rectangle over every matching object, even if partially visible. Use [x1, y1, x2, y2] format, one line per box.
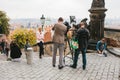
[27, 22, 31, 28]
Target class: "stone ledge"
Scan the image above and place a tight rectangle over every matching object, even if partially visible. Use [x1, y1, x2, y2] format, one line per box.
[107, 48, 120, 57]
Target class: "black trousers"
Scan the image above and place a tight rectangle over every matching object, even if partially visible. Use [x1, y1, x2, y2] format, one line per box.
[5, 48, 9, 57]
[37, 41, 44, 57]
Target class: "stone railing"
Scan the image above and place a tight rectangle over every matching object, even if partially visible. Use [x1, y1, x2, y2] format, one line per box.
[104, 27, 120, 47]
[104, 27, 120, 32]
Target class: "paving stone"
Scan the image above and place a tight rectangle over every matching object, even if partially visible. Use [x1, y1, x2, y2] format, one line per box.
[0, 52, 119, 80]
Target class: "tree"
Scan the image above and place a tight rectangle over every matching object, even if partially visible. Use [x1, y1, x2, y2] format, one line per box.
[0, 11, 10, 35]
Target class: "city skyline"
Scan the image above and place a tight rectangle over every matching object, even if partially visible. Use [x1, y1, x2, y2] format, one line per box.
[0, 0, 120, 19]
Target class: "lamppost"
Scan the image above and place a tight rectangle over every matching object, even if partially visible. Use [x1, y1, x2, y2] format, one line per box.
[40, 14, 45, 31]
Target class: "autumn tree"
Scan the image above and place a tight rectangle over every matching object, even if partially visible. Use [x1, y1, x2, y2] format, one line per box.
[9, 28, 36, 48]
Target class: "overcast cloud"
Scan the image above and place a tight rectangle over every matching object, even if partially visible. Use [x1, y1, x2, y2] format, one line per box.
[0, 0, 120, 19]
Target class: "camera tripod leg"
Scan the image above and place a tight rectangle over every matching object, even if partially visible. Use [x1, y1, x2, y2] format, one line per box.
[67, 38, 74, 60]
[63, 38, 74, 66]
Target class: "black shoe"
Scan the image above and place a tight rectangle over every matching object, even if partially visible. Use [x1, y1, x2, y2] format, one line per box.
[39, 56, 42, 59]
[58, 65, 64, 69]
[53, 65, 55, 67]
[82, 65, 86, 70]
[70, 65, 76, 69]
[103, 53, 107, 57]
[42, 52, 44, 55]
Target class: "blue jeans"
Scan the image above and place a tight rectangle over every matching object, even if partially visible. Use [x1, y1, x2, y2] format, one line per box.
[73, 48, 87, 67]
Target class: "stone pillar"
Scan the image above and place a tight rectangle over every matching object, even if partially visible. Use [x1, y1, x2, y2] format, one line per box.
[87, 0, 107, 50]
[89, 0, 107, 41]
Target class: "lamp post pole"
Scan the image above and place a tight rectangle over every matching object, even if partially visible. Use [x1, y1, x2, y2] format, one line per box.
[40, 14, 45, 31]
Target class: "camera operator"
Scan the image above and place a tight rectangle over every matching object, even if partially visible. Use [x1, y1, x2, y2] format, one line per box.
[70, 22, 90, 70]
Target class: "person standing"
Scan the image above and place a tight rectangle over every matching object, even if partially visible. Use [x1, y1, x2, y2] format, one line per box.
[52, 17, 67, 69]
[70, 22, 90, 70]
[36, 28, 44, 59]
[96, 37, 107, 57]
[5, 40, 10, 57]
[1, 39, 5, 54]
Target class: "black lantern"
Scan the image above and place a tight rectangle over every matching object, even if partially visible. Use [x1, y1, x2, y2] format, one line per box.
[70, 16, 76, 24]
[40, 14, 45, 31]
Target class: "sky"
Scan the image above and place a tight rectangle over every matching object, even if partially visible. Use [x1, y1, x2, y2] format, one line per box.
[0, 0, 120, 19]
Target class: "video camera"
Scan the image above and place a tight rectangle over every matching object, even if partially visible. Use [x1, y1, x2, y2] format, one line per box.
[69, 16, 80, 29]
[72, 18, 88, 29]
[72, 24, 80, 30]
[70, 16, 76, 24]
[64, 21, 71, 36]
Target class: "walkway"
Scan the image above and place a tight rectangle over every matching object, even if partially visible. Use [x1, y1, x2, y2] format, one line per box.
[0, 52, 120, 80]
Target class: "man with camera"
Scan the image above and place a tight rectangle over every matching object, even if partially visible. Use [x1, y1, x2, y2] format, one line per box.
[52, 17, 67, 69]
[70, 22, 90, 70]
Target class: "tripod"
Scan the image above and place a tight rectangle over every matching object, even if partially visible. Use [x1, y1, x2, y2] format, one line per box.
[63, 37, 74, 65]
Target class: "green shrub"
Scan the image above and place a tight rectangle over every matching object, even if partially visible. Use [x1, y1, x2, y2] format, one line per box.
[9, 28, 36, 48]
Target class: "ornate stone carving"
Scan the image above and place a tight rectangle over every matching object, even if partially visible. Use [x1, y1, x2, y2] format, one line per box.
[91, 0, 105, 8]
[89, 0, 107, 40]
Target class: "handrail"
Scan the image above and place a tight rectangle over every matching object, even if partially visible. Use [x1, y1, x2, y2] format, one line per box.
[104, 27, 120, 32]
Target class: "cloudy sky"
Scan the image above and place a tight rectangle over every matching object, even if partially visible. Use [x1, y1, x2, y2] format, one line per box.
[0, 0, 120, 19]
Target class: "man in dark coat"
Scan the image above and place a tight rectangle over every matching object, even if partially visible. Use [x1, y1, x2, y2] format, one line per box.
[70, 22, 90, 70]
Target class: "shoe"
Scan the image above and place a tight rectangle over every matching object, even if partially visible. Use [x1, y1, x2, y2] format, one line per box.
[70, 65, 76, 69]
[82, 65, 86, 70]
[58, 65, 64, 69]
[7, 58, 12, 61]
[53, 65, 55, 67]
[103, 53, 107, 57]
[39, 56, 42, 59]
[42, 52, 44, 55]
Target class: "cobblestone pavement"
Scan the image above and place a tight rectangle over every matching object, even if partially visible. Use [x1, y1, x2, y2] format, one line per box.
[0, 52, 120, 80]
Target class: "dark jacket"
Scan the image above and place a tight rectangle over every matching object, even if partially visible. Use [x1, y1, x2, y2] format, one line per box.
[24, 42, 30, 51]
[76, 27, 90, 49]
[10, 42, 22, 59]
[1, 41, 5, 50]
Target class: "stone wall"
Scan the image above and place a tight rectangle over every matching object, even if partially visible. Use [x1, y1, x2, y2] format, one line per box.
[105, 31, 120, 47]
